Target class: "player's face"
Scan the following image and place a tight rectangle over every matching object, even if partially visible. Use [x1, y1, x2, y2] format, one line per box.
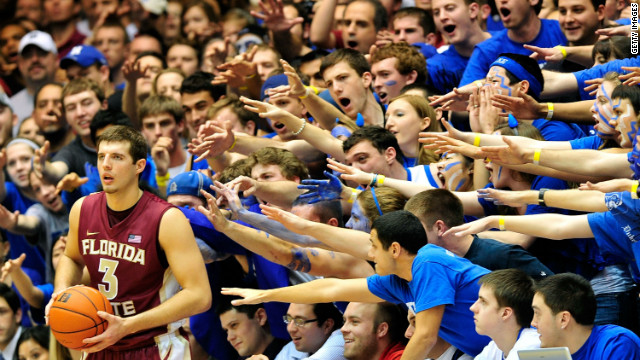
[141, 113, 183, 150]
[155, 72, 184, 103]
[470, 284, 503, 337]
[346, 199, 372, 233]
[341, 303, 379, 359]
[385, 98, 427, 149]
[285, 304, 328, 353]
[393, 16, 427, 44]
[436, 153, 472, 191]
[611, 97, 638, 148]
[372, 58, 411, 105]
[18, 337, 48, 360]
[557, 0, 603, 46]
[97, 141, 143, 194]
[6, 143, 35, 189]
[342, 1, 378, 54]
[432, 0, 476, 45]
[590, 81, 618, 140]
[345, 140, 392, 175]
[30, 172, 65, 213]
[323, 61, 372, 119]
[220, 308, 268, 356]
[63, 90, 105, 139]
[531, 293, 563, 348]
[367, 229, 395, 276]
[182, 90, 215, 135]
[0, 297, 20, 348]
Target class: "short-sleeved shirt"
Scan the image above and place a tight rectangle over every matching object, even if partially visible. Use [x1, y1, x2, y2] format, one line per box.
[532, 118, 585, 142]
[274, 329, 346, 360]
[366, 244, 491, 356]
[574, 56, 640, 100]
[52, 136, 96, 177]
[475, 327, 540, 360]
[427, 46, 469, 94]
[571, 325, 640, 360]
[570, 135, 605, 150]
[460, 19, 567, 86]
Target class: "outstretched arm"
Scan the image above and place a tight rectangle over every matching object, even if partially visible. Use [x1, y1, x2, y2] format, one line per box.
[477, 188, 608, 213]
[309, 0, 338, 49]
[221, 277, 384, 305]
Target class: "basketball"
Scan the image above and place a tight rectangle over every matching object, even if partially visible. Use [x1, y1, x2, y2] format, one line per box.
[49, 286, 113, 350]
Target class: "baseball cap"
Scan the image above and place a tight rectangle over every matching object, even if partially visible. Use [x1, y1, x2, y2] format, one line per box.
[0, 93, 12, 112]
[19, 30, 57, 55]
[60, 45, 108, 69]
[167, 171, 214, 200]
[260, 74, 289, 101]
[139, 0, 167, 15]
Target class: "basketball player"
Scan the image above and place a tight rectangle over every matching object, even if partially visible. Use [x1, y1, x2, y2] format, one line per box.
[49, 125, 211, 358]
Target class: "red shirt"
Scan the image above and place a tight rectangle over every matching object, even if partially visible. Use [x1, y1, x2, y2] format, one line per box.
[380, 342, 405, 360]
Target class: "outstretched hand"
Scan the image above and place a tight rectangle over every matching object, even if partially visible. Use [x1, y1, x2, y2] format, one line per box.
[252, 0, 304, 33]
[490, 91, 541, 120]
[297, 171, 344, 203]
[442, 216, 495, 238]
[197, 190, 231, 232]
[260, 203, 310, 234]
[477, 136, 530, 165]
[326, 158, 374, 185]
[476, 188, 532, 207]
[220, 287, 267, 305]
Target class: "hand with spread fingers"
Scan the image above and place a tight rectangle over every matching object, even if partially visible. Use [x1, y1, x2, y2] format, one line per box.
[55, 173, 89, 195]
[260, 203, 310, 235]
[326, 158, 374, 186]
[296, 171, 344, 203]
[197, 190, 232, 232]
[478, 136, 531, 165]
[476, 188, 534, 207]
[252, 0, 304, 33]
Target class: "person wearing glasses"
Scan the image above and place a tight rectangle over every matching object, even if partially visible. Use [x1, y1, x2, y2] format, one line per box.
[274, 303, 346, 360]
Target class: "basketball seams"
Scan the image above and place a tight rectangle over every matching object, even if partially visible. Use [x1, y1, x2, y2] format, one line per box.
[67, 287, 102, 312]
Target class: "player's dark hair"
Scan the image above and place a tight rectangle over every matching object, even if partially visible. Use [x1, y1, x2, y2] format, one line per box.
[17, 325, 50, 352]
[612, 84, 640, 115]
[96, 125, 148, 163]
[404, 189, 465, 229]
[393, 7, 434, 34]
[313, 303, 344, 331]
[371, 210, 427, 254]
[374, 302, 409, 345]
[479, 269, 535, 328]
[343, 126, 405, 164]
[535, 273, 596, 326]
[90, 110, 134, 145]
[180, 71, 226, 102]
[320, 48, 370, 78]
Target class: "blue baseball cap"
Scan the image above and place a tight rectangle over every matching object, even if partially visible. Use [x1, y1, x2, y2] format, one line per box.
[167, 171, 215, 200]
[60, 45, 108, 69]
[260, 74, 289, 101]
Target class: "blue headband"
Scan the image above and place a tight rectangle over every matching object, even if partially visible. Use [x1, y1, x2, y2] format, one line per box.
[7, 138, 39, 151]
[490, 56, 542, 98]
[370, 187, 383, 216]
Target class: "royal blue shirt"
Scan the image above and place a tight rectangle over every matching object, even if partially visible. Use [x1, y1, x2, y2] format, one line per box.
[367, 244, 491, 356]
[571, 325, 640, 360]
[574, 57, 640, 100]
[460, 19, 567, 86]
[532, 119, 585, 142]
[570, 135, 605, 150]
[427, 46, 469, 94]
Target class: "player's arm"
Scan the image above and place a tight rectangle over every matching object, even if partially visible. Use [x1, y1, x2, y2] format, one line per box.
[476, 188, 609, 213]
[401, 305, 445, 360]
[82, 208, 211, 352]
[222, 277, 384, 305]
[53, 198, 86, 292]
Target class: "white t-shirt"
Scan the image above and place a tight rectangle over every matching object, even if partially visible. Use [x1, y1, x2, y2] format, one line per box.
[427, 345, 474, 360]
[474, 328, 541, 360]
[275, 329, 346, 360]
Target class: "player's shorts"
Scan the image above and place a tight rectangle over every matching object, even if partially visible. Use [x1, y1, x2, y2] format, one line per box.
[83, 330, 191, 360]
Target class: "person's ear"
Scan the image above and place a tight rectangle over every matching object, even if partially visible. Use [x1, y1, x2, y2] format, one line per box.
[384, 146, 397, 165]
[468, 2, 480, 20]
[558, 310, 571, 330]
[420, 116, 431, 132]
[596, 4, 606, 22]
[377, 321, 389, 339]
[100, 65, 110, 85]
[136, 158, 146, 174]
[405, 70, 418, 85]
[327, 218, 339, 227]
[256, 308, 268, 326]
[435, 108, 443, 122]
[390, 242, 402, 258]
[480, 4, 492, 21]
[518, 80, 530, 95]
[322, 318, 334, 335]
[425, 32, 438, 46]
[362, 72, 373, 89]
[435, 219, 448, 236]
[244, 120, 256, 136]
[501, 307, 513, 321]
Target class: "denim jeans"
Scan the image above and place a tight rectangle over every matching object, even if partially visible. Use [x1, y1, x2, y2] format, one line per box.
[595, 289, 640, 336]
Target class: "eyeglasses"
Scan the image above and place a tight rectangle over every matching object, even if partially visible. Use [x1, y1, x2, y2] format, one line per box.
[283, 315, 318, 327]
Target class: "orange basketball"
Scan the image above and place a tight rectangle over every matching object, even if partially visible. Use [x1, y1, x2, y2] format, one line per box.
[49, 286, 113, 350]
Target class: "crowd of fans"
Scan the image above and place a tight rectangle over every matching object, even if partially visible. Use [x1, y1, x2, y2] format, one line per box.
[1, 0, 640, 358]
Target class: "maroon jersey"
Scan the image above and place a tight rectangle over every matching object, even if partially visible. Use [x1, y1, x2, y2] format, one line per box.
[78, 191, 180, 351]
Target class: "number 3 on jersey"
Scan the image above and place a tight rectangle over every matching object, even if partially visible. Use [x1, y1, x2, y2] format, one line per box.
[98, 258, 119, 300]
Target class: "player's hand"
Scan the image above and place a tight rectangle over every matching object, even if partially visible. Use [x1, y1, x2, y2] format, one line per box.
[326, 158, 374, 185]
[82, 312, 128, 353]
[220, 287, 268, 305]
[260, 204, 310, 234]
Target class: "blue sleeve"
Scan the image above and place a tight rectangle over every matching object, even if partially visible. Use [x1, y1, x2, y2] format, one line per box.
[478, 183, 498, 216]
[601, 331, 640, 358]
[575, 57, 640, 100]
[411, 259, 456, 313]
[535, 120, 585, 141]
[570, 135, 603, 150]
[366, 275, 407, 305]
[180, 207, 247, 254]
[526, 176, 570, 215]
[460, 44, 494, 86]
[37, 283, 54, 307]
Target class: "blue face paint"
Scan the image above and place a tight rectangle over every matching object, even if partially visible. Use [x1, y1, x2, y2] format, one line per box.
[356, 113, 365, 127]
[497, 166, 502, 181]
[444, 161, 461, 172]
[384, 80, 398, 86]
[455, 178, 467, 191]
[594, 84, 617, 139]
[492, 68, 512, 97]
[346, 200, 371, 233]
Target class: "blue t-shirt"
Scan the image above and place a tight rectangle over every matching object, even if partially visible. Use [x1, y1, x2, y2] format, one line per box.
[366, 244, 491, 356]
[587, 191, 640, 280]
[532, 119, 585, 142]
[574, 56, 640, 100]
[571, 325, 640, 360]
[427, 46, 469, 94]
[460, 19, 567, 86]
[570, 135, 605, 150]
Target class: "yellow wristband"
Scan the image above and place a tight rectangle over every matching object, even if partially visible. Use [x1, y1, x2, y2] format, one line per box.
[473, 134, 481, 147]
[228, 135, 237, 151]
[246, 73, 256, 79]
[474, 80, 483, 89]
[498, 216, 506, 231]
[533, 148, 542, 165]
[238, 86, 248, 90]
[299, 87, 310, 99]
[632, 181, 639, 196]
[555, 45, 567, 60]
[308, 85, 319, 95]
[546, 102, 554, 120]
[348, 189, 360, 203]
[156, 172, 170, 187]
[376, 175, 386, 186]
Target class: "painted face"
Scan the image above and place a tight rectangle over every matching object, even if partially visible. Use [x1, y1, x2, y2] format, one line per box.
[385, 99, 426, 155]
[220, 308, 269, 356]
[469, 284, 502, 337]
[155, 72, 185, 103]
[393, 16, 427, 44]
[436, 153, 471, 191]
[486, 66, 514, 97]
[6, 143, 35, 188]
[342, 1, 378, 54]
[367, 229, 394, 276]
[181, 90, 215, 135]
[485, 158, 511, 189]
[345, 140, 391, 174]
[341, 303, 379, 359]
[346, 199, 372, 233]
[63, 90, 104, 139]
[372, 58, 413, 105]
[531, 293, 563, 348]
[557, 0, 602, 46]
[432, 0, 477, 45]
[30, 172, 65, 213]
[167, 44, 199, 77]
[141, 113, 183, 149]
[285, 304, 328, 353]
[323, 61, 371, 119]
[611, 97, 638, 148]
[590, 81, 618, 140]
